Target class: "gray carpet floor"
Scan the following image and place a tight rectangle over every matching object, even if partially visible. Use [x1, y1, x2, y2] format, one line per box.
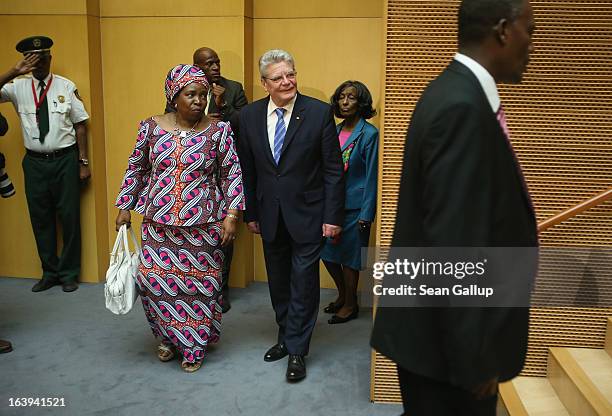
[0, 277, 401, 416]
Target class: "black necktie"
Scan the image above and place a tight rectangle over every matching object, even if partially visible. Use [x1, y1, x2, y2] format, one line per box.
[37, 80, 49, 143]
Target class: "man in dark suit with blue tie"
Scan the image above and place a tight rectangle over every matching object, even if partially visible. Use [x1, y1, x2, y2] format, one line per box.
[239, 49, 344, 382]
[371, 0, 537, 414]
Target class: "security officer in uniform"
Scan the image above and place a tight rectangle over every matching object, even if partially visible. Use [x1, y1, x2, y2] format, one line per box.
[0, 36, 90, 293]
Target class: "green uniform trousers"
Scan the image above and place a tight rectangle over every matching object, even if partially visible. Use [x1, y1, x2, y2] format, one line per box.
[22, 148, 81, 283]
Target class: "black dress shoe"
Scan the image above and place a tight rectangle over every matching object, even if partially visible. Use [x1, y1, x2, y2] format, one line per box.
[31, 279, 59, 292]
[328, 309, 359, 324]
[323, 301, 342, 314]
[0, 339, 12, 354]
[62, 281, 79, 292]
[286, 354, 306, 382]
[264, 343, 288, 362]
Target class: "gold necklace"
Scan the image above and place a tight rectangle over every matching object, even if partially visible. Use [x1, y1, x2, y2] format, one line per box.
[173, 114, 201, 138]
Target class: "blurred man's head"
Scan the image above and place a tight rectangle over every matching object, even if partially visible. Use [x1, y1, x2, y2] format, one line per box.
[458, 0, 535, 83]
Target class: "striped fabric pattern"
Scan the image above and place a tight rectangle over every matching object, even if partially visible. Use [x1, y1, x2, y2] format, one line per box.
[0, 167, 15, 198]
[273, 108, 286, 164]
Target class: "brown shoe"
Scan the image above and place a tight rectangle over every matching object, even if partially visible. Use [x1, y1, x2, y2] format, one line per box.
[0, 339, 13, 354]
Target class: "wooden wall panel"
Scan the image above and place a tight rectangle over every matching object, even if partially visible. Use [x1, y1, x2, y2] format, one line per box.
[374, 0, 612, 403]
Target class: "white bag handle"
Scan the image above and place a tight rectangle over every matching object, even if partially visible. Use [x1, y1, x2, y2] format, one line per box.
[128, 226, 140, 249]
[110, 225, 126, 262]
[116, 224, 141, 260]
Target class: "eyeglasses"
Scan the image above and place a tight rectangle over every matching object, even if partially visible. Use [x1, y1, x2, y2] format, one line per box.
[263, 71, 297, 84]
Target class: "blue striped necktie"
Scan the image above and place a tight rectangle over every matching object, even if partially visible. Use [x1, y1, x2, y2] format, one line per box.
[273, 108, 286, 164]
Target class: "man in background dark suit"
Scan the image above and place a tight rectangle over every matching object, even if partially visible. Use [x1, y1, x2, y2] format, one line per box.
[166, 47, 248, 313]
[371, 0, 537, 414]
[194, 47, 248, 314]
[239, 49, 344, 382]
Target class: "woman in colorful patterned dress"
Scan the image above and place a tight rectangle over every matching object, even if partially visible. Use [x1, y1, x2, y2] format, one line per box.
[115, 64, 244, 372]
[320, 80, 378, 324]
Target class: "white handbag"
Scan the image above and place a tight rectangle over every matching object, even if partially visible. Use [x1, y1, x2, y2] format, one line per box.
[104, 224, 141, 315]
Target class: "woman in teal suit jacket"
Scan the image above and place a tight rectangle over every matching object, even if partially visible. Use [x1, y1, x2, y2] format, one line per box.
[321, 80, 378, 324]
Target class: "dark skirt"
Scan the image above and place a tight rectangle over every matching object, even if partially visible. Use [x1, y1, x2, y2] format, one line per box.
[137, 221, 224, 364]
[320, 209, 370, 270]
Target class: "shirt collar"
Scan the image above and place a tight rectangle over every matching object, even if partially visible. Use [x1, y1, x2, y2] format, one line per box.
[33, 73, 53, 89]
[267, 93, 297, 117]
[454, 53, 499, 112]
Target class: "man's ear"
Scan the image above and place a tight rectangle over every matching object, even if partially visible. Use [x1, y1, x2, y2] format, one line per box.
[260, 78, 268, 93]
[493, 18, 509, 45]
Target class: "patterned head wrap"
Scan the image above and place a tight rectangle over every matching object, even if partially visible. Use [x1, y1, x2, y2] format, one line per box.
[164, 64, 209, 105]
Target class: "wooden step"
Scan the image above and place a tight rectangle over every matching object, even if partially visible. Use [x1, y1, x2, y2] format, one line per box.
[605, 317, 612, 358]
[548, 347, 612, 416]
[567, 348, 612, 406]
[500, 376, 569, 415]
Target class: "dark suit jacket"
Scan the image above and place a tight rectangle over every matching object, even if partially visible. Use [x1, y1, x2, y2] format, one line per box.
[370, 60, 538, 390]
[165, 76, 248, 135]
[238, 93, 344, 243]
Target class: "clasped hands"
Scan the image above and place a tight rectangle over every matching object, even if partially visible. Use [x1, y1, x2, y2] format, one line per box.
[207, 83, 226, 121]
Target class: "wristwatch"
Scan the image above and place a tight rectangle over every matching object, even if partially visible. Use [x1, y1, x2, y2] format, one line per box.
[79, 158, 89, 166]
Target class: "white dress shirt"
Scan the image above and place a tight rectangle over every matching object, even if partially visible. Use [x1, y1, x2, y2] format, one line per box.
[266, 94, 297, 156]
[205, 88, 213, 115]
[0, 72, 89, 152]
[454, 53, 500, 113]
